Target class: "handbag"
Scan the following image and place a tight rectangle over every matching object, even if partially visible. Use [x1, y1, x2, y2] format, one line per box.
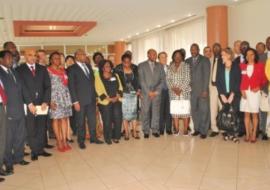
[217, 105, 239, 133]
[170, 99, 191, 115]
[259, 91, 270, 112]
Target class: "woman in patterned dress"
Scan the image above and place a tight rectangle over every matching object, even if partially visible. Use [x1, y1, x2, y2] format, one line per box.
[167, 49, 191, 136]
[48, 52, 72, 152]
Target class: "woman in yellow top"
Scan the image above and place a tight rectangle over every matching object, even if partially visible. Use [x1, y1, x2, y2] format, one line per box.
[266, 59, 270, 91]
[95, 59, 123, 145]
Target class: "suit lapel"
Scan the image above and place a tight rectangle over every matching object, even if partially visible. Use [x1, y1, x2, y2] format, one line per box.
[75, 63, 90, 80]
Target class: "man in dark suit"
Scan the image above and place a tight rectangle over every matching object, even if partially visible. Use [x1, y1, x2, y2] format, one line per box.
[257, 37, 270, 140]
[0, 50, 34, 175]
[16, 49, 52, 161]
[3, 41, 20, 69]
[186, 43, 210, 139]
[68, 49, 103, 149]
[0, 61, 7, 182]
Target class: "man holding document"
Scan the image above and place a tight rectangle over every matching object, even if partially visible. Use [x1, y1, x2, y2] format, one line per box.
[16, 49, 51, 161]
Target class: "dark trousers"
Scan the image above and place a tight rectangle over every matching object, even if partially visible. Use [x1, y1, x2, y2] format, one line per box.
[191, 94, 210, 135]
[0, 105, 6, 168]
[69, 107, 77, 135]
[75, 103, 96, 144]
[159, 89, 172, 133]
[259, 110, 268, 134]
[99, 102, 122, 141]
[4, 117, 25, 167]
[25, 113, 46, 155]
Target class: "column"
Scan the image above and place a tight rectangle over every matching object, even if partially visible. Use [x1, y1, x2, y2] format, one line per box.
[207, 5, 228, 48]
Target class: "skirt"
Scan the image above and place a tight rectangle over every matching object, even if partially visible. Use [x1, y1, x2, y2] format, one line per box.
[240, 89, 260, 113]
[122, 92, 138, 121]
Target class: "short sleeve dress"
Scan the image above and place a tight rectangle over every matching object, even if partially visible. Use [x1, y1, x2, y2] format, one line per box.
[48, 68, 72, 119]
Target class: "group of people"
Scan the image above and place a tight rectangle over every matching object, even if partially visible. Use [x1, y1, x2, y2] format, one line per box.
[0, 36, 270, 182]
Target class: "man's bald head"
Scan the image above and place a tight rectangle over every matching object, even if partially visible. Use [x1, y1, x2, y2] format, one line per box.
[24, 48, 37, 65]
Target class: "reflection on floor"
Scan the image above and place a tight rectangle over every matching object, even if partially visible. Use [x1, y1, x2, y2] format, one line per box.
[0, 133, 270, 190]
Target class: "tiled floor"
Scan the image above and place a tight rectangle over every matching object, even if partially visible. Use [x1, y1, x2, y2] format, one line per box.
[1, 134, 270, 190]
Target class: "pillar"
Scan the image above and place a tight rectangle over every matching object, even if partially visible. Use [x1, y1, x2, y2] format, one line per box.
[207, 5, 228, 48]
[113, 41, 126, 65]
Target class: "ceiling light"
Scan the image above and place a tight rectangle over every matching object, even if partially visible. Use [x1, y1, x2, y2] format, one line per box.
[187, 13, 192, 17]
[146, 28, 150, 32]
[127, 35, 131, 38]
[170, 19, 175, 23]
[156, 25, 161, 28]
[135, 32, 139, 36]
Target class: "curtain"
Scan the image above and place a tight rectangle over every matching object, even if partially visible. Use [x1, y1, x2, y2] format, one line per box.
[131, 17, 206, 64]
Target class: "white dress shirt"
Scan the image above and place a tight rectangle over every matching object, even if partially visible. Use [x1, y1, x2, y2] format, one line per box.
[77, 61, 90, 76]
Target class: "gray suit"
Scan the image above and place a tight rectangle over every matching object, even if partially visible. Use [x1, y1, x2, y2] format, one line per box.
[138, 60, 165, 134]
[186, 54, 211, 135]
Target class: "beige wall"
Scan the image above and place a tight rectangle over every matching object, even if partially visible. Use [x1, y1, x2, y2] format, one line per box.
[229, 0, 270, 47]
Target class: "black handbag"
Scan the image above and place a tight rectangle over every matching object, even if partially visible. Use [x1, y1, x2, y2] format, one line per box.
[217, 104, 240, 133]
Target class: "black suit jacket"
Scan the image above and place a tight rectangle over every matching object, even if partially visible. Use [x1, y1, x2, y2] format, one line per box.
[16, 63, 51, 105]
[67, 63, 96, 106]
[0, 67, 31, 119]
[216, 61, 241, 98]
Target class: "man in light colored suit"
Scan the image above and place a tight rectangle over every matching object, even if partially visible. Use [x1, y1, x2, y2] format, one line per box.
[186, 44, 210, 139]
[138, 49, 165, 138]
[209, 43, 223, 137]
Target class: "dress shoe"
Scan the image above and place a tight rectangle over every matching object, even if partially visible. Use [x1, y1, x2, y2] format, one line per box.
[105, 140, 112, 145]
[209, 132, 219, 137]
[200, 134, 207, 139]
[45, 144, 54, 149]
[113, 139, 119, 144]
[192, 131, 200, 136]
[79, 143, 86, 149]
[31, 154, 38, 161]
[166, 131, 173, 135]
[67, 138, 74, 143]
[17, 160, 30, 166]
[160, 131, 164, 135]
[5, 166, 14, 176]
[90, 139, 104, 144]
[144, 134, 149, 139]
[262, 134, 268, 141]
[39, 151, 52, 157]
[0, 177, 5, 182]
[0, 169, 8, 176]
[152, 133, 160, 138]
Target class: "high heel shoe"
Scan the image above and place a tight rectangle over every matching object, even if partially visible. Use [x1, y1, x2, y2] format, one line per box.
[57, 146, 65, 152]
[64, 144, 72, 151]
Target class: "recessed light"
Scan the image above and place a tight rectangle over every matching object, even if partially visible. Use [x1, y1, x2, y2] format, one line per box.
[156, 25, 161, 28]
[170, 19, 175, 23]
[187, 13, 192, 17]
[146, 29, 150, 32]
[135, 32, 139, 35]
[127, 35, 131, 38]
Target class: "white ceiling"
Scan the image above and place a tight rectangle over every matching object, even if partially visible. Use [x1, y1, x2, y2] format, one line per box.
[0, 0, 248, 46]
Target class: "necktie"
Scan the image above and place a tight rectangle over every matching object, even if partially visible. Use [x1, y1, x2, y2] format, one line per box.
[30, 66, 36, 76]
[212, 57, 218, 84]
[150, 62, 154, 72]
[82, 64, 90, 78]
[192, 57, 197, 64]
[0, 82, 7, 105]
[8, 69, 16, 83]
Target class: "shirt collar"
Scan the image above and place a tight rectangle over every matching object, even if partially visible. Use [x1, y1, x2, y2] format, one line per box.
[0, 65, 8, 73]
[27, 63, 36, 69]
